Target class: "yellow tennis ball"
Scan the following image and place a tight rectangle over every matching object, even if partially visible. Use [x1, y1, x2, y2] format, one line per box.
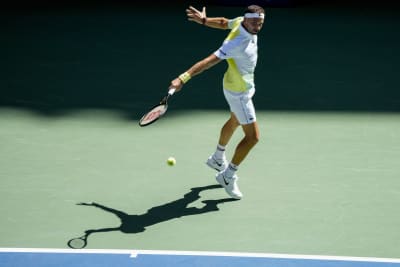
[167, 157, 176, 166]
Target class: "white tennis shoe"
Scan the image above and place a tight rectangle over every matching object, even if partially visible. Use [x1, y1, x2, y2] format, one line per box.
[216, 171, 243, 199]
[206, 155, 228, 172]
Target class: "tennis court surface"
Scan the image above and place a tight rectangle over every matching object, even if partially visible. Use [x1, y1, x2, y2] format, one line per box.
[2, 1, 400, 266]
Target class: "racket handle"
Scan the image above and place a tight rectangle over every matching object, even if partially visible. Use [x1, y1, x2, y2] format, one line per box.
[168, 88, 176, 96]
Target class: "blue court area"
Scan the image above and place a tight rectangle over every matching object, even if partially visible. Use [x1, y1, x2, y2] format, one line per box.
[1, 249, 400, 267]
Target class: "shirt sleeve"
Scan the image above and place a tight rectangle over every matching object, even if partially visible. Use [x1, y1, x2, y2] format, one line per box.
[214, 39, 239, 60]
[214, 17, 243, 60]
[227, 17, 243, 29]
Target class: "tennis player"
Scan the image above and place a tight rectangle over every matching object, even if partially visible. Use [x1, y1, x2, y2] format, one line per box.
[169, 5, 265, 199]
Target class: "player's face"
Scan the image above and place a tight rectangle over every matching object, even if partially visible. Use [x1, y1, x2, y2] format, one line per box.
[243, 18, 264, 34]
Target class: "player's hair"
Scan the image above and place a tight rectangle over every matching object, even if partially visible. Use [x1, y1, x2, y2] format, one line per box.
[244, 5, 265, 15]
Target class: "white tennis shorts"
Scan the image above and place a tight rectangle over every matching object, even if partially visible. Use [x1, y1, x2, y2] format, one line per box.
[223, 88, 256, 125]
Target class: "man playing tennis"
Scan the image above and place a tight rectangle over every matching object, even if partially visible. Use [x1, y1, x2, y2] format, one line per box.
[169, 5, 265, 199]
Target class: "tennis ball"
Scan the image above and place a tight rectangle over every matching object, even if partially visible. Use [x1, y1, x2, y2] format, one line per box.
[167, 157, 176, 166]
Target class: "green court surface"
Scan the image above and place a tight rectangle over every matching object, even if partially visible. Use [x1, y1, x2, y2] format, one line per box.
[1, 2, 400, 262]
[1, 109, 400, 258]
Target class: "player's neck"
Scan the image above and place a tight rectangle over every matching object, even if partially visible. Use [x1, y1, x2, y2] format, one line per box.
[241, 22, 256, 35]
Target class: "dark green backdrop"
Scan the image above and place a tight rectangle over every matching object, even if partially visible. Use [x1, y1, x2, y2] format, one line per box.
[1, 4, 399, 117]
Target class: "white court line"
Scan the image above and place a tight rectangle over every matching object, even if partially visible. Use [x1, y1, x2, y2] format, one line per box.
[1, 248, 400, 263]
[0, 247, 131, 255]
[131, 250, 400, 263]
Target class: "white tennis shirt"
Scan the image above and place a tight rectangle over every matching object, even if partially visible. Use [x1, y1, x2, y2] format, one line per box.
[214, 17, 258, 93]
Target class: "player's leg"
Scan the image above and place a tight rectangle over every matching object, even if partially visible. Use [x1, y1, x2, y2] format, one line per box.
[206, 112, 239, 171]
[231, 121, 260, 166]
[215, 89, 258, 199]
[218, 112, 240, 146]
[216, 121, 259, 199]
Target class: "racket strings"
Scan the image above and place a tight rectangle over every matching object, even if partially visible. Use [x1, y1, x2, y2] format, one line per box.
[139, 104, 168, 126]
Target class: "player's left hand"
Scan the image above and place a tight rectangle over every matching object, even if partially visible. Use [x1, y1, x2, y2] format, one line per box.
[186, 6, 206, 25]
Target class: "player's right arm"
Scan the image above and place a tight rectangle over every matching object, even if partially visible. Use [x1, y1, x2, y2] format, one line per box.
[169, 53, 222, 92]
[186, 6, 229, 30]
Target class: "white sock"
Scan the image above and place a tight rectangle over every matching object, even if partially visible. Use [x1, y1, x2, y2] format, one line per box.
[225, 162, 238, 179]
[213, 144, 226, 161]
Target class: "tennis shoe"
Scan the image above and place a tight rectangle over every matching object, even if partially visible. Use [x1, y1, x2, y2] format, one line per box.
[206, 155, 228, 172]
[216, 171, 243, 200]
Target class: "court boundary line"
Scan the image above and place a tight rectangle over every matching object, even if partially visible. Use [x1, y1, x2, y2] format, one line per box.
[0, 247, 130, 255]
[131, 250, 400, 263]
[1, 248, 400, 263]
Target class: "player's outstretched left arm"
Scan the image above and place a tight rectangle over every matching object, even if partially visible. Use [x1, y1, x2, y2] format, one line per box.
[186, 6, 229, 30]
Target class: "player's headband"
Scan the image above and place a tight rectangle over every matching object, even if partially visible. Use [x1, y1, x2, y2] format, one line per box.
[244, 13, 265, 19]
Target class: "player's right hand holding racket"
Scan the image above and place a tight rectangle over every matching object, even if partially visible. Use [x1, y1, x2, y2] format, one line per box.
[169, 76, 184, 93]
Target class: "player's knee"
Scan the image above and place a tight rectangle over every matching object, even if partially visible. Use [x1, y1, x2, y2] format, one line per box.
[252, 133, 260, 145]
[245, 132, 259, 146]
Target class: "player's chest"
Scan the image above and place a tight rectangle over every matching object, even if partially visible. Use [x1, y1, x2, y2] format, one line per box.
[240, 41, 258, 64]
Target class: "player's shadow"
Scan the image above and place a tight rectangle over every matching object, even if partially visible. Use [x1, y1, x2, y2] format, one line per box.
[70, 184, 237, 248]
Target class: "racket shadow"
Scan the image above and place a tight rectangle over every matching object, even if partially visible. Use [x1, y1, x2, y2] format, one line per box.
[69, 184, 238, 248]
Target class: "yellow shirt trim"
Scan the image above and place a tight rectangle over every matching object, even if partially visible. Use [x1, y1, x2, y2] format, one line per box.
[224, 17, 247, 92]
[224, 59, 247, 92]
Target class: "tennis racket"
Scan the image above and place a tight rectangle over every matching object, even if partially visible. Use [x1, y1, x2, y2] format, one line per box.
[67, 233, 89, 249]
[139, 88, 176, 127]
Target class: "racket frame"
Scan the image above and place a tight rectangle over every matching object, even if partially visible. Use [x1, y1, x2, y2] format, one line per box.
[139, 88, 176, 127]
